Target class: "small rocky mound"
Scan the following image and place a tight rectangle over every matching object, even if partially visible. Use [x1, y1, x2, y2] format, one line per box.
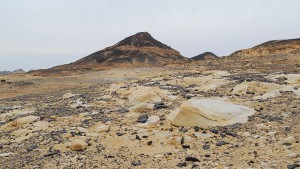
[73, 32, 187, 66]
[191, 52, 218, 60]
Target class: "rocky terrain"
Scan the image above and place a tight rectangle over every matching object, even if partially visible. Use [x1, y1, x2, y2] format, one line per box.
[191, 52, 219, 61]
[1, 34, 300, 168]
[1, 66, 300, 169]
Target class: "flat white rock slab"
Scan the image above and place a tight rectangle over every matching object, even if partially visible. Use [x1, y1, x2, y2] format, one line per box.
[169, 98, 255, 128]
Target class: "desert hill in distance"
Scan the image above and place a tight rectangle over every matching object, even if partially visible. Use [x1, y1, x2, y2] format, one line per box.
[0, 69, 25, 75]
[191, 52, 219, 60]
[74, 32, 187, 66]
[33, 32, 188, 76]
[215, 38, 300, 72]
[31, 35, 300, 76]
[228, 38, 300, 61]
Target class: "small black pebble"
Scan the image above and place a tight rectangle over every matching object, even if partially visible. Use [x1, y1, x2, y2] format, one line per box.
[287, 164, 300, 169]
[179, 127, 188, 133]
[225, 131, 238, 137]
[248, 160, 255, 164]
[219, 133, 226, 138]
[202, 145, 210, 150]
[132, 160, 142, 166]
[185, 156, 200, 162]
[118, 108, 129, 114]
[177, 161, 188, 168]
[137, 114, 149, 123]
[194, 126, 200, 132]
[283, 142, 292, 146]
[27, 145, 37, 152]
[216, 141, 229, 146]
[182, 145, 190, 149]
[116, 132, 124, 136]
[210, 129, 219, 134]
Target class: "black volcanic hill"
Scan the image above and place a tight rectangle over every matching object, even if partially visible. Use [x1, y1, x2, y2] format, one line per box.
[191, 52, 218, 60]
[74, 32, 187, 66]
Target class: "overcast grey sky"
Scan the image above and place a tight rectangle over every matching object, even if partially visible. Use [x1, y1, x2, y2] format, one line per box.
[1, 0, 300, 71]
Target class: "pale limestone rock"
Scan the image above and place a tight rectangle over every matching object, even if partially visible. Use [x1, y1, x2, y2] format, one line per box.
[69, 99, 83, 108]
[194, 78, 230, 92]
[154, 154, 164, 158]
[203, 70, 231, 77]
[63, 93, 77, 99]
[0, 109, 34, 118]
[109, 82, 128, 92]
[11, 129, 31, 137]
[124, 112, 139, 118]
[166, 76, 211, 87]
[70, 139, 88, 151]
[10, 115, 40, 127]
[267, 74, 300, 87]
[128, 103, 154, 113]
[136, 115, 160, 128]
[128, 86, 162, 105]
[194, 133, 213, 139]
[77, 127, 89, 133]
[283, 136, 295, 143]
[0, 153, 13, 157]
[146, 116, 160, 124]
[232, 81, 300, 99]
[241, 132, 251, 137]
[168, 98, 255, 127]
[96, 125, 110, 133]
[166, 76, 229, 91]
[102, 95, 112, 99]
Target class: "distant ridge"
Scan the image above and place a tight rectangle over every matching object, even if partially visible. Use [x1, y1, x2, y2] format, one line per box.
[228, 38, 300, 60]
[191, 52, 218, 60]
[0, 69, 25, 75]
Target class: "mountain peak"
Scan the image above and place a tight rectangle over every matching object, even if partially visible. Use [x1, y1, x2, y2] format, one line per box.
[115, 32, 171, 49]
[72, 32, 186, 66]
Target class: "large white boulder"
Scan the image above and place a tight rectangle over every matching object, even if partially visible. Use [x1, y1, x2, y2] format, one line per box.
[168, 98, 255, 128]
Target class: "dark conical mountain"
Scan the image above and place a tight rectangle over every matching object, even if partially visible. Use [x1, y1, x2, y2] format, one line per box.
[191, 52, 218, 60]
[74, 32, 187, 66]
